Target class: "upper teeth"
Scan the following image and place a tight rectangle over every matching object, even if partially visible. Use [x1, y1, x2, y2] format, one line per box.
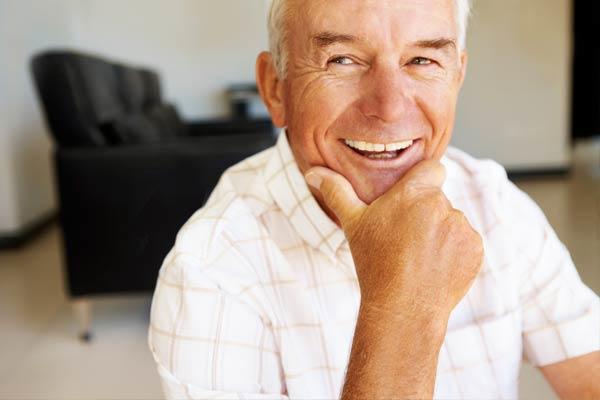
[344, 139, 414, 152]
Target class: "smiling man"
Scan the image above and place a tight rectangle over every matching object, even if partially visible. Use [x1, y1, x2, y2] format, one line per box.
[148, 0, 600, 399]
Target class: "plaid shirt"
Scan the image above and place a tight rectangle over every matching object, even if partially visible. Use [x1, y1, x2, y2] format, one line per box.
[149, 130, 599, 399]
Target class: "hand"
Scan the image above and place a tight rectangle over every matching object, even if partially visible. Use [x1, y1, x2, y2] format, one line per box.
[305, 160, 484, 318]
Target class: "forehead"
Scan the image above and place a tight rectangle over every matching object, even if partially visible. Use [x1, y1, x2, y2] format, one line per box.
[289, 0, 457, 46]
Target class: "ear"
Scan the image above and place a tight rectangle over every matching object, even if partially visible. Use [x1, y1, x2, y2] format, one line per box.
[256, 51, 286, 127]
[458, 50, 468, 87]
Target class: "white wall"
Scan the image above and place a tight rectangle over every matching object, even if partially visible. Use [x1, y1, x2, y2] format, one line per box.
[453, 0, 572, 170]
[68, 0, 270, 119]
[0, 0, 573, 234]
[0, 0, 270, 234]
[0, 0, 72, 234]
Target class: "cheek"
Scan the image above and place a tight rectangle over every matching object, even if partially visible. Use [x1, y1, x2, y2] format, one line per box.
[290, 77, 356, 126]
[415, 83, 458, 157]
[286, 77, 359, 163]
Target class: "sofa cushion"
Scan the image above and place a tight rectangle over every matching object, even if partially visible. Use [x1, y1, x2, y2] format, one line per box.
[140, 70, 162, 107]
[31, 50, 168, 148]
[115, 66, 146, 112]
[31, 52, 122, 146]
[147, 104, 188, 137]
[102, 112, 163, 145]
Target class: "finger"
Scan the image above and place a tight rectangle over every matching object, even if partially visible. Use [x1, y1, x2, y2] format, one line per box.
[378, 159, 447, 205]
[305, 166, 366, 226]
[400, 159, 447, 190]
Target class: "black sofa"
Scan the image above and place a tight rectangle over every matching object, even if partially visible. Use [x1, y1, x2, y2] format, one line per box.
[31, 50, 275, 338]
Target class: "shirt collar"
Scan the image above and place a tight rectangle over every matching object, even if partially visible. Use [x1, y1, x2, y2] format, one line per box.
[261, 130, 455, 262]
[262, 129, 347, 260]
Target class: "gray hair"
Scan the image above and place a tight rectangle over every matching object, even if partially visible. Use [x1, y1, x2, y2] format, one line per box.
[268, 0, 472, 78]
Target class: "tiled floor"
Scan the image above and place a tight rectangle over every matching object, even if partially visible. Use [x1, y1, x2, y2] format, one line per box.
[0, 225, 163, 399]
[0, 139, 598, 400]
[514, 138, 600, 400]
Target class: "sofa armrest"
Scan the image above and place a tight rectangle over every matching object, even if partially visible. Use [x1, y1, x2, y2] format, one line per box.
[54, 133, 274, 296]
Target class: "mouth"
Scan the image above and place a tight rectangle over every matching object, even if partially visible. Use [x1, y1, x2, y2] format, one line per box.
[343, 138, 417, 160]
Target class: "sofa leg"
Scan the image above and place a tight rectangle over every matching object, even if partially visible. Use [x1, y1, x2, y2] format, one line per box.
[72, 299, 92, 342]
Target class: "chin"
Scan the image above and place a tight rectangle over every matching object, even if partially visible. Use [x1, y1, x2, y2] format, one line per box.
[353, 175, 401, 205]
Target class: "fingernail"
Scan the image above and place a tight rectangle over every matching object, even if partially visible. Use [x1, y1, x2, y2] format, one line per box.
[305, 171, 323, 190]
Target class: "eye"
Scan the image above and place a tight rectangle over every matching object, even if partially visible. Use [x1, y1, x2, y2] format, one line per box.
[411, 57, 433, 66]
[328, 56, 355, 66]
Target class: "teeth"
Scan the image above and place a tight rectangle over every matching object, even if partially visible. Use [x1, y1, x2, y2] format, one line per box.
[344, 139, 414, 152]
[385, 141, 413, 151]
[368, 153, 396, 159]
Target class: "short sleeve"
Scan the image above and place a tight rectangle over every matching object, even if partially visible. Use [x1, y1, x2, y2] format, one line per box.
[503, 181, 600, 366]
[148, 250, 289, 399]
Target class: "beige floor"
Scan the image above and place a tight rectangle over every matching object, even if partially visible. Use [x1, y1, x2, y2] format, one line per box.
[0, 140, 598, 400]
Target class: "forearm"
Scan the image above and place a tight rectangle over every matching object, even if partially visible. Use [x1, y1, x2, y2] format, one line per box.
[541, 351, 600, 400]
[306, 160, 483, 398]
[341, 304, 448, 400]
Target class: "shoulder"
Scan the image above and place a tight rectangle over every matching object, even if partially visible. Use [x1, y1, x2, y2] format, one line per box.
[442, 146, 509, 216]
[441, 146, 551, 246]
[174, 149, 276, 262]
[156, 147, 279, 304]
[442, 148, 557, 275]
[443, 146, 508, 190]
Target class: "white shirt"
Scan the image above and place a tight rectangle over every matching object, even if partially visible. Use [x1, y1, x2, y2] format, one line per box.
[148, 130, 600, 399]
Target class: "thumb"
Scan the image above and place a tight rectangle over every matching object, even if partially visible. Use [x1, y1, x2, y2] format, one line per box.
[304, 166, 366, 227]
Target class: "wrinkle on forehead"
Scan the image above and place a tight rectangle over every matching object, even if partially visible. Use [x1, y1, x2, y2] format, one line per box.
[289, 0, 458, 49]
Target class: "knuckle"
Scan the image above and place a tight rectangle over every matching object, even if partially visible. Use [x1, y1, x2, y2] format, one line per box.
[421, 159, 443, 173]
[473, 230, 484, 246]
[448, 208, 465, 220]
[444, 208, 466, 228]
[424, 190, 449, 210]
[431, 190, 447, 204]
[469, 231, 485, 267]
[431, 161, 446, 178]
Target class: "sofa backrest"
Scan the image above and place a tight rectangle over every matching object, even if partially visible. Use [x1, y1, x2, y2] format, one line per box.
[31, 50, 184, 147]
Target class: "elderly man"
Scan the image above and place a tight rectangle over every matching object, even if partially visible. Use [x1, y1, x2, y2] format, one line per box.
[149, 0, 600, 398]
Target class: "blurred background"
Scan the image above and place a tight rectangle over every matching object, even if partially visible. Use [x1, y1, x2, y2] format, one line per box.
[0, 0, 598, 399]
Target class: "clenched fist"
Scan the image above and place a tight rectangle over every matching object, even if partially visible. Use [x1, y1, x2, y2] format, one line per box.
[305, 159, 484, 319]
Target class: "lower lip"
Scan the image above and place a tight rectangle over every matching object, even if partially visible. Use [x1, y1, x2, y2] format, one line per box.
[341, 139, 423, 169]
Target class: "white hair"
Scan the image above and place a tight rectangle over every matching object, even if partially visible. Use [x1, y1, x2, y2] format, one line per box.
[268, 0, 472, 78]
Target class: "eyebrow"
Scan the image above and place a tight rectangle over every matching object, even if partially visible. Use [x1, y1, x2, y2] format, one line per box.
[312, 31, 362, 48]
[412, 38, 457, 51]
[312, 31, 456, 53]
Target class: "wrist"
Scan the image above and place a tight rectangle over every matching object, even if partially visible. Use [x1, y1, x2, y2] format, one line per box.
[358, 299, 449, 344]
[342, 300, 448, 399]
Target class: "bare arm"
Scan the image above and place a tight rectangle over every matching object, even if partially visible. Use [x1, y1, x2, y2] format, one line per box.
[540, 351, 600, 399]
[305, 160, 483, 399]
[341, 305, 448, 399]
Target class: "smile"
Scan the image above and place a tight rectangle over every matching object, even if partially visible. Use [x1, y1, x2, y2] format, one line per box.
[344, 139, 415, 160]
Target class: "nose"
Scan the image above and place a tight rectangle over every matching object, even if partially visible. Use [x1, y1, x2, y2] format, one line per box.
[357, 63, 413, 123]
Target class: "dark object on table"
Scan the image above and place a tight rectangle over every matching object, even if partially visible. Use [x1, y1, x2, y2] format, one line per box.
[227, 83, 267, 119]
[31, 50, 275, 337]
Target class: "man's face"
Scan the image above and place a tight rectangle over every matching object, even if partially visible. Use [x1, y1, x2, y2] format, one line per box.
[267, 0, 467, 205]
